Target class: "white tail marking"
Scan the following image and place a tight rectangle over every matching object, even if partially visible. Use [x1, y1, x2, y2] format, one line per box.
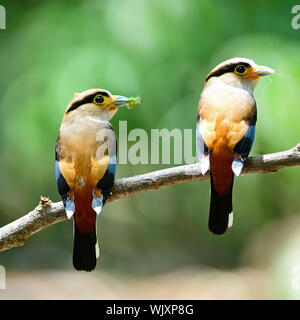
[92, 191, 103, 216]
[65, 198, 75, 219]
[228, 212, 234, 228]
[200, 154, 210, 175]
[232, 159, 244, 176]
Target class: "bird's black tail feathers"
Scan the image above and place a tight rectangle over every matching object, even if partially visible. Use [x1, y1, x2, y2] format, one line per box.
[209, 172, 234, 235]
[73, 220, 97, 272]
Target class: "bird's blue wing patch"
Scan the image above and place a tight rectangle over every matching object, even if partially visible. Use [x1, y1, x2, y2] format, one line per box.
[55, 160, 75, 219]
[196, 121, 209, 160]
[55, 160, 71, 201]
[196, 121, 210, 175]
[232, 125, 256, 176]
[95, 156, 116, 207]
[233, 125, 256, 161]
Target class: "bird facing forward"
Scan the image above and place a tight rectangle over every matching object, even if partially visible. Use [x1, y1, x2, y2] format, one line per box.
[196, 58, 274, 235]
[55, 89, 139, 271]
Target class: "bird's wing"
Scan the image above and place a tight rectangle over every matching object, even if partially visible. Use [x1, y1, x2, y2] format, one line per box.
[196, 116, 215, 175]
[232, 124, 256, 160]
[90, 128, 117, 215]
[196, 119, 210, 158]
[227, 104, 257, 176]
[55, 139, 76, 218]
[55, 160, 71, 199]
[92, 157, 116, 211]
[197, 94, 217, 175]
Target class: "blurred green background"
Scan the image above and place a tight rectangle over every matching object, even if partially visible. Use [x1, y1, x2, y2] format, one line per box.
[0, 0, 300, 299]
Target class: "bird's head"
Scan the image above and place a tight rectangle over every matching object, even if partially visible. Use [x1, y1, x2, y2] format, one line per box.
[65, 88, 137, 121]
[205, 57, 274, 92]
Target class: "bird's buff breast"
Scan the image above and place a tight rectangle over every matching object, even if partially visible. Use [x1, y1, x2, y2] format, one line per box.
[198, 84, 255, 151]
[58, 116, 113, 190]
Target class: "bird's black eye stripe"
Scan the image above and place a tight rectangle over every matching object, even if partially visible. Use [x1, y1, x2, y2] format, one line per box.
[96, 91, 109, 97]
[67, 91, 110, 113]
[205, 62, 251, 82]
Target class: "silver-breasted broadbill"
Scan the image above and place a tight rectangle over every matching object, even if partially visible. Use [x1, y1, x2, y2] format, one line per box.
[55, 89, 136, 271]
[196, 58, 274, 234]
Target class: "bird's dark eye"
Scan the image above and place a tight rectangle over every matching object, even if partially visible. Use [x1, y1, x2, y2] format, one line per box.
[235, 65, 247, 75]
[93, 94, 106, 105]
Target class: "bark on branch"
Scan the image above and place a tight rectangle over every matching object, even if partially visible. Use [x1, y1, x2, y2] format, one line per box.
[1, 144, 300, 253]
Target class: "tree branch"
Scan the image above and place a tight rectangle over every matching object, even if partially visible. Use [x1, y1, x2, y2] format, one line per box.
[1, 144, 299, 253]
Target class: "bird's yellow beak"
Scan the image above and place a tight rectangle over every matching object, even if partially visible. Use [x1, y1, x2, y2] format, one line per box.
[253, 65, 274, 76]
[111, 95, 131, 108]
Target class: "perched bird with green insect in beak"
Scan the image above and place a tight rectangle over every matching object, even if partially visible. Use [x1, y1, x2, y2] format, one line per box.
[196, 57, 274, 235]
[55, 88, 141, 271]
